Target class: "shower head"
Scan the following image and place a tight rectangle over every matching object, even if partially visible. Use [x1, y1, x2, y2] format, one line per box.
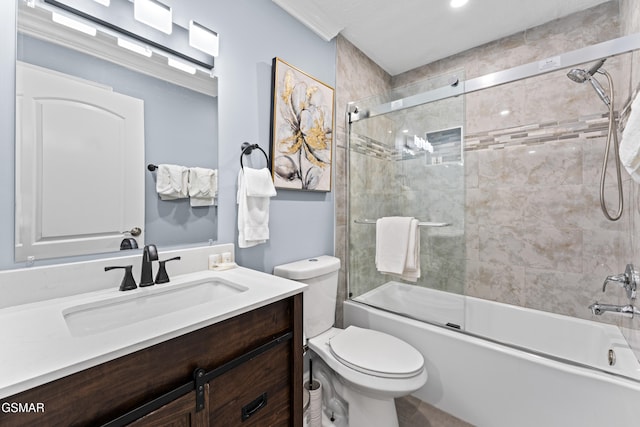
[566, 58, 611, 106]
[567, 58, 606, 83]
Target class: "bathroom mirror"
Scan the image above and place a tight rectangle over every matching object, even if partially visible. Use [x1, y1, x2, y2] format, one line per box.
[15, 1, 219, 263]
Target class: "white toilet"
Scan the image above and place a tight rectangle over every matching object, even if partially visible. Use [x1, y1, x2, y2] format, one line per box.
[274, 256, 427, 427]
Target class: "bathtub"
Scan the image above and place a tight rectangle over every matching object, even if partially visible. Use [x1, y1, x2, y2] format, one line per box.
[344, 281, 640, 426]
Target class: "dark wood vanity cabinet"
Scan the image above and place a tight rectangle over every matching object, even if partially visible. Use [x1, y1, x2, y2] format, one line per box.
[0, 294, 303, 427]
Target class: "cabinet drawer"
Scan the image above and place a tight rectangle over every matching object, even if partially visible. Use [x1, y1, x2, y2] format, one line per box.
[209, 341, 291, 426]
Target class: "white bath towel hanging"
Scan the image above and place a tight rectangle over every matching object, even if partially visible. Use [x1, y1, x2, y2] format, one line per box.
[375, 217, 421, 282]
[156, 164, 189, 200]
[188, 167, 218, 207]
[620, 91, 640, 183]
[237, 167, 277, 248]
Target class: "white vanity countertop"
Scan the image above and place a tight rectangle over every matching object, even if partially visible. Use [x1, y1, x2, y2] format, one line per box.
[0, 266, 306, 399]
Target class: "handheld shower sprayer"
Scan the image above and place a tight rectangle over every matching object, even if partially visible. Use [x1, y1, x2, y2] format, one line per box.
[566, 58, 622, 221]
[566, 59, 610, 105]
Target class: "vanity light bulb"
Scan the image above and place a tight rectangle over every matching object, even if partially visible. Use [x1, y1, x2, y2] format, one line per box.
[189, 20, 219, 57]
[134, 0, 173, 35]
[117, 38, 152, 57]
[168, 57, 196, 75]
[450, 0, 469, 8]
[51, 12, 97, 36]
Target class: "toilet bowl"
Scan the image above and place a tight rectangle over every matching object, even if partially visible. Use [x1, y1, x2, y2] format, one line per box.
[274, 256, 427, 427]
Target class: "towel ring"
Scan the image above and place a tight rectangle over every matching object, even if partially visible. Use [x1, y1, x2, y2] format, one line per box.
[240, 142, 269, 169]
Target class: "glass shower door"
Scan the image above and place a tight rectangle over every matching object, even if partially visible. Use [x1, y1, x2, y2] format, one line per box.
[348, 71, 466, 328]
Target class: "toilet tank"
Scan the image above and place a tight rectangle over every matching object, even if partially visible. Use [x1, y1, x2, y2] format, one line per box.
[273, 256, 341, 339]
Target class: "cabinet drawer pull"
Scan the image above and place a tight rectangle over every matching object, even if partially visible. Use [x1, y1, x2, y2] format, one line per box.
[241, 392, 268, 421]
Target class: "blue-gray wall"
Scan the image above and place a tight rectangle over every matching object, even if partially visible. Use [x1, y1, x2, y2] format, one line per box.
[0, 0, 336, 273]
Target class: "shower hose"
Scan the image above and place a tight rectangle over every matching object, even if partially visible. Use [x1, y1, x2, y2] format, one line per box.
[599, 69, 623, 221]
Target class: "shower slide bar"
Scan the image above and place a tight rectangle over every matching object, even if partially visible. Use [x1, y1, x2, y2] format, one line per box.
[350, 32, 640, 121]
[353, 219, 450, 227]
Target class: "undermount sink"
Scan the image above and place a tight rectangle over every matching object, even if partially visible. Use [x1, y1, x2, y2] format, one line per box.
[63, 278, 248, 337]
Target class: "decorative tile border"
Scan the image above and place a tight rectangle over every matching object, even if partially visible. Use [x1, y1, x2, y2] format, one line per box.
[350, 91, 635, 158]
[464, 112, 616, 152]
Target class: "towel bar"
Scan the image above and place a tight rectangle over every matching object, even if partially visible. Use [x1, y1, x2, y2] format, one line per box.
[353, 218, 450, 227]
[240, 142, 269, 169]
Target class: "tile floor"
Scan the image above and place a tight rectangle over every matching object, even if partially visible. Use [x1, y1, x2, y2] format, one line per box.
[396, 396, 473, 427]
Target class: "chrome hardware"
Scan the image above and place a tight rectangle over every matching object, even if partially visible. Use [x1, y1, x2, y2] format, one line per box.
[353, 218, 451, 227]
[588, 301, 640, 318]
[608, 349, 616, 366]
[602, 263, 638, 300]
[122, 227, 142, 236]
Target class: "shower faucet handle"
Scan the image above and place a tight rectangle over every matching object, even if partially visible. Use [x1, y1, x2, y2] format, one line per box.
[603, 264, 638, 300]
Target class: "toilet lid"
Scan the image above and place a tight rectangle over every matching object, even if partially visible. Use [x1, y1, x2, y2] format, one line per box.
[328, 326, 424, 379]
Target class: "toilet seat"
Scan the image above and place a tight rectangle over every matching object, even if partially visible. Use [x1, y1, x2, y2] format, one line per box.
[328, 326, 424, 379]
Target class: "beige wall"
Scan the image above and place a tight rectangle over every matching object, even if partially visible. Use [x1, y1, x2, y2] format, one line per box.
[336, 0, 640, 344]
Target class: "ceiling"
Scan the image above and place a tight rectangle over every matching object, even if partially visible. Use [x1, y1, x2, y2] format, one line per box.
[272, 0, 611, 76]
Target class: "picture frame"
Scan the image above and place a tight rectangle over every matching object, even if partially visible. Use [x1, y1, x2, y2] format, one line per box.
[270, 57, 334, 192]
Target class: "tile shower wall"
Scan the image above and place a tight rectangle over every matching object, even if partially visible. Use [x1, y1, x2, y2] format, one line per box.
[337, 1, 640, 333]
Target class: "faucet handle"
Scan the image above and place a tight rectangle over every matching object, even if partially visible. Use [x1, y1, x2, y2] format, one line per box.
[602, 264, 638, 300]
[105, 265, 137, 291]
[603, 273, 628, 292]
[155, 256, 181, 284]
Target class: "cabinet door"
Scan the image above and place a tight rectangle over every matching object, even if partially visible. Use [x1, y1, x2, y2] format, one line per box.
[128, 384, 209, 427]
[209, 343, 291, 426]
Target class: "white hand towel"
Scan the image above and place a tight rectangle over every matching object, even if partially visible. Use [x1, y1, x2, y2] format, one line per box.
[156, 164, 189, 200]
[244, 167, 277, 197]
[237, 167, 276, 248]
[375, 217, 421, 282]
[620, 92, 640, 183]
[402, 219, 421, 282]
[188, 167, 218, 207]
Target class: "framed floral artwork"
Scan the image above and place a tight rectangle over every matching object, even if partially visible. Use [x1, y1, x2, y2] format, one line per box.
[270, 57, 334, 191]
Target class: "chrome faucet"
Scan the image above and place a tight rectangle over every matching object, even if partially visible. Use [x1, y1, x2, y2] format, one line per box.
[602, 263, 638, 300]
[589, 264, 640, 318]
[589, 301, 640, 318]
[140, 244, 158, 287]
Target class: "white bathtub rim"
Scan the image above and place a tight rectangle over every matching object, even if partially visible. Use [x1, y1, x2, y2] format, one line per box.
[344, 299, 640, 386]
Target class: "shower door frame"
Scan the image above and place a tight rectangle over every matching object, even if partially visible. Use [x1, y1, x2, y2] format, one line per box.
[349, 31, 640, 122]
[345, 29, 640, 308]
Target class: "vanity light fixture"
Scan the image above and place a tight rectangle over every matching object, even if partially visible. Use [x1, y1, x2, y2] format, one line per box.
[134, 0, 172, 35]
[117, 37, 152, 57]
[168, 57, 196, 75]
[42, 0, 217, 70]
[51, 12, 97, 36]
[189, 20, 219, 57]
[450, 0, 469, 8]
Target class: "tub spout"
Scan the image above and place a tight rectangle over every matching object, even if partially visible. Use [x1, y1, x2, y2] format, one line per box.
[589, 301, 640, 318]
